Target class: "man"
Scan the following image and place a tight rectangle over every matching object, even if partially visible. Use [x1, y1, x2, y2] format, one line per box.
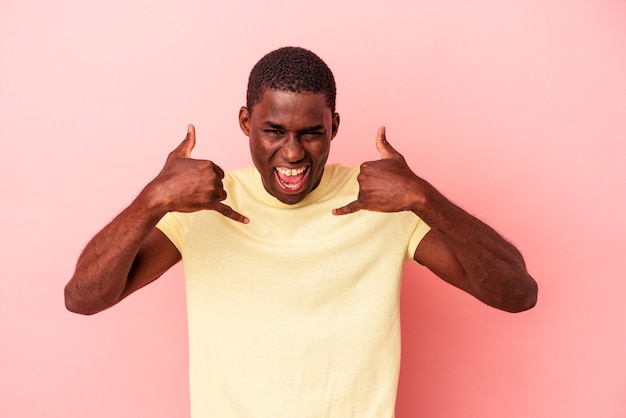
[65, 47, 537, 417]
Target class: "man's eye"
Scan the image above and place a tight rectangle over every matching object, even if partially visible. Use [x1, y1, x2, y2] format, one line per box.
[264, 130, 283, 135]
[301, 132, 323, 139]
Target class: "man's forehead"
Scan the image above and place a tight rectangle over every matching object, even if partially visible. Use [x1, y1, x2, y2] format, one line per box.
[249, 90, 331, 130]
[252, 90, 331, 115]
[261, 88, 326, 100]
[252, 88, 327, 107]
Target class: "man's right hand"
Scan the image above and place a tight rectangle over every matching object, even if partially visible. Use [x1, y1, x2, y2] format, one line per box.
[146, 124, 248, 224]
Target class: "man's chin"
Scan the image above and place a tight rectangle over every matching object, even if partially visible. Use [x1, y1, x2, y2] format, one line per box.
[272, 190, 308, 205]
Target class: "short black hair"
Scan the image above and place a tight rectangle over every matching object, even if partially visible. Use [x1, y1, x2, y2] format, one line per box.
[246, 46, 336, 114]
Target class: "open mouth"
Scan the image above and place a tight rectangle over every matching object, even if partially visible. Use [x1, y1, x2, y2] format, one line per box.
[274, 165, 310, 192]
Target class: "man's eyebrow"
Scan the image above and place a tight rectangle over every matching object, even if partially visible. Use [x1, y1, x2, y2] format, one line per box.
[301, 125, 324, 132]
[263, 122, 325, 132]
[263, 121, 285, 130]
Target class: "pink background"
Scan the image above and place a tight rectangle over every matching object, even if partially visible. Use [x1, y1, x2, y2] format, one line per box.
[2, 1, 625, 417]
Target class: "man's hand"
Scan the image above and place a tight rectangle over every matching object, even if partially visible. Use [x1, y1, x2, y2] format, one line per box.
[333, 126, 425, 216]
[147, 124, 248, 223]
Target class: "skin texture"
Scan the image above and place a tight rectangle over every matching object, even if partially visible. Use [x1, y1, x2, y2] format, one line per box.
[334, 127, 537, 312]
[64, 125, 246, 314]
[65, 91, 537, 315]
[239, 90, 340, 205]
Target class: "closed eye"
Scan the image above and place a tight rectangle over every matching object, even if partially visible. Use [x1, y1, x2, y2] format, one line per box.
[300, 131, 324, 140]
[263, 129, 284, 135]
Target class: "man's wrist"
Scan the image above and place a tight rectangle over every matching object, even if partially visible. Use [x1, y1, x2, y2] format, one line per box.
[135, 182, 172, 220]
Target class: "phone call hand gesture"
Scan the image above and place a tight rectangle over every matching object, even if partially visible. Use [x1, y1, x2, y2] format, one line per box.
[333, 126, 426, 216]
[148, 125, 248, 223]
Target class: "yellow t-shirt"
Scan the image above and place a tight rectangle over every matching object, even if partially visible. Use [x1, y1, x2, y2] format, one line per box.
[157, 164, 430, 418]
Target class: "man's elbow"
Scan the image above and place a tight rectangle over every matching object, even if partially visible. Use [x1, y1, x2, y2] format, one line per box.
[500, 274, 538, 313]
[64, 284, 108, 316]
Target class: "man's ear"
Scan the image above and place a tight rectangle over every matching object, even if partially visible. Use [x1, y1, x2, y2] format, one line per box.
[239, 106, 251, 137]
[331, 112, 340, 139]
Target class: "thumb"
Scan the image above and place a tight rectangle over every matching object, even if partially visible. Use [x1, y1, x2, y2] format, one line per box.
[171, 124, 196, 159]
[375, 126, 399, 159]
[181, 124, 196, 158]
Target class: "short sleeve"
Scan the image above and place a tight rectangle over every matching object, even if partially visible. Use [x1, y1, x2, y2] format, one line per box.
[406, 217, 431, 261]
[155, 212, 185, 253]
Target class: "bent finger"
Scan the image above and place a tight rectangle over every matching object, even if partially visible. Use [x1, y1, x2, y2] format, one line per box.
[211, 162, 225, 179]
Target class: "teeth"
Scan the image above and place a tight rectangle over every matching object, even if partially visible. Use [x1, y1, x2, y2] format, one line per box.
[277, 167, 306, 176]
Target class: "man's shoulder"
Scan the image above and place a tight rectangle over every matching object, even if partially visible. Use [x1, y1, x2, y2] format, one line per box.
[222, 166, 256, 190]
[225, 165, 256, 179]
[324, 164, 360, 186]
[326, 163, 359, 174]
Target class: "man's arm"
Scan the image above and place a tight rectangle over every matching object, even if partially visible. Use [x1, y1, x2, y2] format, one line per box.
[64, 198, 181, 315]
[333, 127, 537, 313]
[64, 125, 248, 315]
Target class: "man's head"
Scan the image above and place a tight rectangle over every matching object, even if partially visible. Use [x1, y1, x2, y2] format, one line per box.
[246, 46, 336, 115]
[239, 47, 340, 205]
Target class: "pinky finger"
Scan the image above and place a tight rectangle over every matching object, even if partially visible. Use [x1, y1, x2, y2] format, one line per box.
[216, 203, 249, 224]
[332, 200, 362, 216]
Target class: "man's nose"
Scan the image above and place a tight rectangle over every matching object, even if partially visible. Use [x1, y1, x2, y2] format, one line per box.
[282, 134, 305, 162]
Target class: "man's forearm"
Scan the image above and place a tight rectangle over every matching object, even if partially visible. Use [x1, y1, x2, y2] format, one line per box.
[64, 191, 165, 315]
[413, 187, 537, 312]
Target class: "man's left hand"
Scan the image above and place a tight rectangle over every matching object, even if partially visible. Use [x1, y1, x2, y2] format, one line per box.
[333, 126, 425, 215]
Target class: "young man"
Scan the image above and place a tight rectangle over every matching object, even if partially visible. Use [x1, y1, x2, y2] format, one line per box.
[65, 47, 537, 417]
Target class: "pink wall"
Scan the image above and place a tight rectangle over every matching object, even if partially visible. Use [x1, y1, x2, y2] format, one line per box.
[2, 1, 625, 417]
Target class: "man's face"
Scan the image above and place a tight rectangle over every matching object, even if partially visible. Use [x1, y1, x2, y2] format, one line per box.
[239, 89, 340, 205]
